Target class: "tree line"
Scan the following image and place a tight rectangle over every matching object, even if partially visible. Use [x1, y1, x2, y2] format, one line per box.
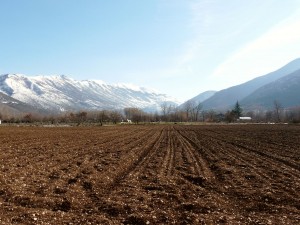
[0, 99, 300, 125]
[161, 100, 300, 123]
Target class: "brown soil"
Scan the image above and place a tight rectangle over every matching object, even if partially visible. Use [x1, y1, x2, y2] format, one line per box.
[0, 124, 300, 224]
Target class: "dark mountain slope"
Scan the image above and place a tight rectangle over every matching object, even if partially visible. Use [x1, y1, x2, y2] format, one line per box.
[201, 58, 300, 110]
[241, 69, 300, 109]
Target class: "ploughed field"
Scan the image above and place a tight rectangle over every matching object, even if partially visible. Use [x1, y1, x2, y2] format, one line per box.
[0, 125, 300, 224]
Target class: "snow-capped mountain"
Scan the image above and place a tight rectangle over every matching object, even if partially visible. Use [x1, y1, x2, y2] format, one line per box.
[0, 74, 179, 112]
[0, 91, 46, 115]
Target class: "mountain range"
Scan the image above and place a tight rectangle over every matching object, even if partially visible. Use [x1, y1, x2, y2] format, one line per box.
[1, 58, 300, 115]
[0, 74, 178, 114]
[190, 58, 300, 111]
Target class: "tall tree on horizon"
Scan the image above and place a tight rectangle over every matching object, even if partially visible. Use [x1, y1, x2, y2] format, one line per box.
[232, 101, 243, 118]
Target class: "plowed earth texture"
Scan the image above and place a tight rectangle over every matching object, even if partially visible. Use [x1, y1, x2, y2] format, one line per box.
[0, 125, 300, 224]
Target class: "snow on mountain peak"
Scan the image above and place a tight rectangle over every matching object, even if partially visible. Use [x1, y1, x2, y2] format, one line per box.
[0, 74, 179, 112]
[113, 83, 151, 93]
[90, 79, 106, 85]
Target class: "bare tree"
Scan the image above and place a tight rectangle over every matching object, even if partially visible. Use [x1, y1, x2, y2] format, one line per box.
[97, 110, 109, 126]
[160, 102, 169, 121]
[184, 100, 203, 122]
[274, 100, 282, 122]
[124, 108, 134, 120]
[265, 110, 273, 123]
[183, 100, 195, 122]
[76, 111, 88, 125]
[131, 108, 143, 124]
[23, 113, 33, 123]
[110, 110, 122, 124]
[124, 108, 144, 124]
[194, 102, 203, 122]
[206, 110, 216, 122]
[225, 110, 235, 123]
[288, 107, 300, 123]
[167, 104, 176, 115]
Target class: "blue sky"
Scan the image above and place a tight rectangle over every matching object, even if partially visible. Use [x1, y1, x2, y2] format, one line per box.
[1, 0, 300, 102]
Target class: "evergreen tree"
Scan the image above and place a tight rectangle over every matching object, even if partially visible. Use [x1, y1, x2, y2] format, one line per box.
[232, 101, 243, 118]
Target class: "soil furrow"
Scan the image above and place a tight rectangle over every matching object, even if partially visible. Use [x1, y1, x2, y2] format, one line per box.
[1, 124, 300, 224]
[174, 127, 214, 182]
[159, 127, 176, 177]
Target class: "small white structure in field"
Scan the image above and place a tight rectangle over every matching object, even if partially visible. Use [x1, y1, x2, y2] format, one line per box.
[238, 117, 252, 121]
[0, 120, 1, 125]
[121, 119, 133, 124]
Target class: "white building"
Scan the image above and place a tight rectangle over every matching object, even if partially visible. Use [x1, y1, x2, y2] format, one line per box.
[238, 117, 252, 121]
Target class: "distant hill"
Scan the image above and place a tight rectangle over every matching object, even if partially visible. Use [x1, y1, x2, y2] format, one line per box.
[180, 90, 216, 107]
[201, 58, 300, 111]
[189, 90, 216, 103]
[241, 69, 300, 110]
